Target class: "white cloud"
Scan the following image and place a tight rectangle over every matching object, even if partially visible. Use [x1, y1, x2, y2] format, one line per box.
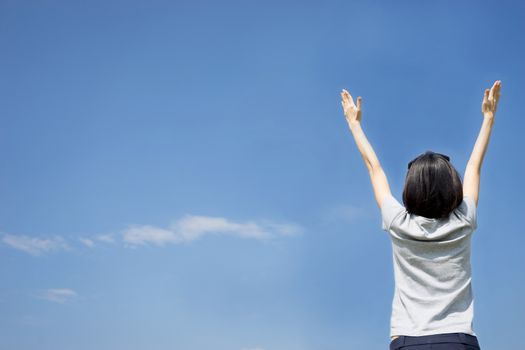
[1, 234, 69, 256]
[79, 238, 95, 248]
[1, 216, 303, 253]
[261, 221, 303, 236]
[123, 225, 179, 246]
[123, 215, 303, 246]
[173, 215, 268, 240]
[96, 234, 115, 243]
[35, 288, 77, 304]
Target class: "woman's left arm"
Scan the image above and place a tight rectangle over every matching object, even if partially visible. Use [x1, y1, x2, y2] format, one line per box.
[341, 89, 393, 209]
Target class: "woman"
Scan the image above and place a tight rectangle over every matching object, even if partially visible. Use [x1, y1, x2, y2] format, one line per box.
[340, 80, 501, 350]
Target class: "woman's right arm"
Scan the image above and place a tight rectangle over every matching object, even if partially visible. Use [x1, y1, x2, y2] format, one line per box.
[463, 80, 501, 206]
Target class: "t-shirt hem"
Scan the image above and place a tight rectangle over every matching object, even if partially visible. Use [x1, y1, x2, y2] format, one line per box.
[391, 328, 476, 337]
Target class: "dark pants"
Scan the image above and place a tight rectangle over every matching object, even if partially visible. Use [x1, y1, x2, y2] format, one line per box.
[390, 332, 481, 350]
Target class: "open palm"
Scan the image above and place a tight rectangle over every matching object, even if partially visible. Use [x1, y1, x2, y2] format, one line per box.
[482, 80, 501, 118]
[341, 89, 362, 125]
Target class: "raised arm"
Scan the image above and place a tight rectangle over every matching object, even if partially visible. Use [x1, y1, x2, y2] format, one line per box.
[463, 80, 501, 206]
[341, 89, 392, 209]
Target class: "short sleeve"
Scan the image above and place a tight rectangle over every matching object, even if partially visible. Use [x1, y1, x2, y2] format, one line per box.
[457, 196, 478, 229]
[381, 193, 406, 232]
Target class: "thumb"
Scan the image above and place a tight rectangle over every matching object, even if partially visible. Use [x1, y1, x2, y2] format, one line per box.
[483, 89, 489, 102]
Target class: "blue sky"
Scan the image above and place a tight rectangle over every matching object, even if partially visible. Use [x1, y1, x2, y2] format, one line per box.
[0, 1, 523, 349]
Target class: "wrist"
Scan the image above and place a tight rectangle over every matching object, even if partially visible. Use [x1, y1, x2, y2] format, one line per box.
[483, 112, 495, 120]
[348, 121, 361, 130]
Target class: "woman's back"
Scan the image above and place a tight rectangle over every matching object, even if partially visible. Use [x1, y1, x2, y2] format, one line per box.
[382, 194, 478, 337]
[341, 80, 500, 349]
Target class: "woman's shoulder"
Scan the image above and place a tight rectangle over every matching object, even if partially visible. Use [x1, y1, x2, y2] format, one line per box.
[453, 197, 478, 229]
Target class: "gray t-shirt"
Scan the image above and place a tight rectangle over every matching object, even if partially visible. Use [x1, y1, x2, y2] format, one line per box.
[381, 194, 478, 337]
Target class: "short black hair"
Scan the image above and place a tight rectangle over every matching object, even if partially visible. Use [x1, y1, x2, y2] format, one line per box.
[402, 150, 463, 219]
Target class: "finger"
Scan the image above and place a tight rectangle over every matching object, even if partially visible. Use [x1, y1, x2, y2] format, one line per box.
[357, 96, 362, 110]
[489, 81, 500, 100]
[343, 89, 355, 105]
[341, 90, 349, 103]
[483, 89, 489, 102]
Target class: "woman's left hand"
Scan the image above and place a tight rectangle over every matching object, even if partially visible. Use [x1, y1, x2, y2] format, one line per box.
[341, 89, 362, 126]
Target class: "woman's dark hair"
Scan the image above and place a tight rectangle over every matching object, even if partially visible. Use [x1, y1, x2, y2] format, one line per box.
[402, 150, 463, 219]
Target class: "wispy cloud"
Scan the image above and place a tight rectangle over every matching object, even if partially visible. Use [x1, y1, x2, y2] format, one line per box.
[96, 234, 115, 243]
[123, 215, 303, 246]
[1, 234, 70, 256]
[123, 225, 179, 246]
[79, 238, 95, 248]
[35, 288, 77, 304]
[1, 215, 303, 254]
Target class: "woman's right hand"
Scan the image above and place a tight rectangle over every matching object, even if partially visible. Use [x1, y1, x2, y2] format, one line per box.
[481, 80, 502, 119]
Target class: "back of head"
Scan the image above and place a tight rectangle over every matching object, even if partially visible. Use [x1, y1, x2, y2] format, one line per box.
[402, 150, 463, 219]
